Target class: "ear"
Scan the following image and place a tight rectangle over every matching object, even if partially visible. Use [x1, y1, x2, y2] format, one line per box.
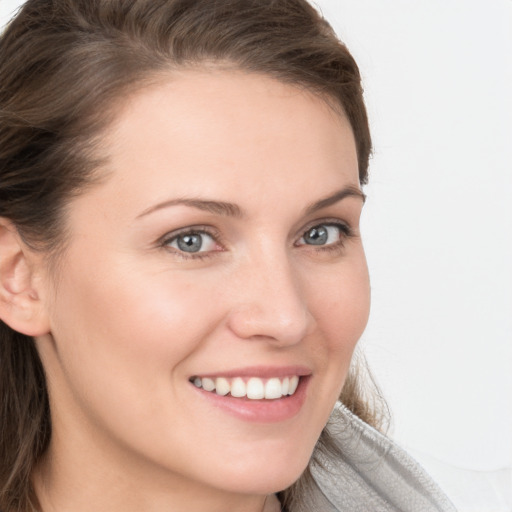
[0, 219, 51, 337]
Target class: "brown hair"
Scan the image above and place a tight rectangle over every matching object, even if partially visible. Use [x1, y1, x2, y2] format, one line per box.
[0, 1, 380, 510]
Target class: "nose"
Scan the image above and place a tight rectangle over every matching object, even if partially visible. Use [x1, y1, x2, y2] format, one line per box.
[225, 251, 314, 346]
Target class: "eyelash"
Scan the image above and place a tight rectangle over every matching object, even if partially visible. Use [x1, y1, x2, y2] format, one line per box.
[159, 220, 354, 260]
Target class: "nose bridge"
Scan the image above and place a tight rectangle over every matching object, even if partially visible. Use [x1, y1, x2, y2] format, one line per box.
[227, 244, 311, 344]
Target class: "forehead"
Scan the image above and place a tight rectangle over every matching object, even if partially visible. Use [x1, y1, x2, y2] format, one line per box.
[83, 69, 359, 221]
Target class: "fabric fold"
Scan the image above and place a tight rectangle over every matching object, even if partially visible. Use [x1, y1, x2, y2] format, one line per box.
[298, 403, 457, 511]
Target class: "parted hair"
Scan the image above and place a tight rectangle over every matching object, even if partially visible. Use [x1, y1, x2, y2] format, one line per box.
[0, 1, 383, 511]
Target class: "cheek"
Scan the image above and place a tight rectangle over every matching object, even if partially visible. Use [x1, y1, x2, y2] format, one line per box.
[309, 256, 370, 348]
[43, 257, 236, 476]
[304, 253, 370, 399]
[46, 257, 223, 417]
[57, 257, 214, 342]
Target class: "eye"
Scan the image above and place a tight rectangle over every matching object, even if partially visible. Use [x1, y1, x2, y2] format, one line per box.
[165, 231, 217, 254]
[297, 223, 348, 247]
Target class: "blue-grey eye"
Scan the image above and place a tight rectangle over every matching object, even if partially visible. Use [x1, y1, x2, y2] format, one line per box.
[299, 224, 343, 246]
[168, 232, 216, 253]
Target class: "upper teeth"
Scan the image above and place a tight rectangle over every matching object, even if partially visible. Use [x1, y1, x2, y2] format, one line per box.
[191, 376, 300, 400]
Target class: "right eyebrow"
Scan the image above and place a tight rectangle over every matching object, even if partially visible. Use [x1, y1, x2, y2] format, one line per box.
[304, 186, 366, 216]
[136, 197, 244, 220]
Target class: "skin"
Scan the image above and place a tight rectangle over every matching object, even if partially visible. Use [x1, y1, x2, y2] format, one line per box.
[25, 69, 370, 512]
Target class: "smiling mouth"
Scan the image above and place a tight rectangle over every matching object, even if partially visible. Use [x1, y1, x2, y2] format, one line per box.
[189, 375, 300, 400]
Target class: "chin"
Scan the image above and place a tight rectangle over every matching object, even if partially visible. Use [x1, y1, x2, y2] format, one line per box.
[202, 440, 315, 495]
[217, 465, 308, 496]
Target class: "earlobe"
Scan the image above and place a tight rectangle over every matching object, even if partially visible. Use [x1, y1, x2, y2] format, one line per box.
[0, 219, 51, 337]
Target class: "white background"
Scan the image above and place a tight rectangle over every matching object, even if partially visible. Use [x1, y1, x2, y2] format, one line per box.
[314, 0, 512, 473]
[2, 0, 511, 503]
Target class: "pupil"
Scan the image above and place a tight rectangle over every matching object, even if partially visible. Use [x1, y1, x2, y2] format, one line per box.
[177, 234, 202, 252]
[306, 226, 327, 245]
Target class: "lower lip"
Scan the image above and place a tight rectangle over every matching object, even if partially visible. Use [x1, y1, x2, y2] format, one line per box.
[191, 376, 310, 423]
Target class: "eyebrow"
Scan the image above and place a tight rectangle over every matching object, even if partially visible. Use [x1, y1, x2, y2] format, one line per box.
[304, 185, 366, 215]
[137, 185, 365, 220]
[137, 198, 244, 219]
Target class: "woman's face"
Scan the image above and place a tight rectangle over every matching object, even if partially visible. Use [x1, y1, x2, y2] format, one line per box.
[36, 69, 370, 503]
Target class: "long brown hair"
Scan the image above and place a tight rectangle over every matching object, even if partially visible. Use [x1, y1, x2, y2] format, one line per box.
[0, 1, 380, 510]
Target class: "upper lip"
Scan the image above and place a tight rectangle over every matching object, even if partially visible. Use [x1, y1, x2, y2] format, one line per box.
[191, 365, 312, 379]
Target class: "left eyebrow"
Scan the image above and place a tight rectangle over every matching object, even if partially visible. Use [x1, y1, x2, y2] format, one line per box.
[304, 186, 366, 216]
[136, 197, 244, 219]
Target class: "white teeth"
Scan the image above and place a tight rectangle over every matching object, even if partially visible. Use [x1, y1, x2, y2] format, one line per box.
[246, 377, 265, 399]
[281, 377, 289, 395]
[215, 377, 230, 396]
[230, 377, 246, 397]
[202, 377, 215, 392]
[264, 378, 283, 399]
[191, 375, 302, 399]
[288, 375, 299, 395]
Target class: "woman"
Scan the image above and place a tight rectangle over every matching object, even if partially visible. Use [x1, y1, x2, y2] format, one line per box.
[0, 1, 456, 511]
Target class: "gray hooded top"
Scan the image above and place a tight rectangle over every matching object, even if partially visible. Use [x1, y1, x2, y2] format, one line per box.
[293, 404, 457, 512]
